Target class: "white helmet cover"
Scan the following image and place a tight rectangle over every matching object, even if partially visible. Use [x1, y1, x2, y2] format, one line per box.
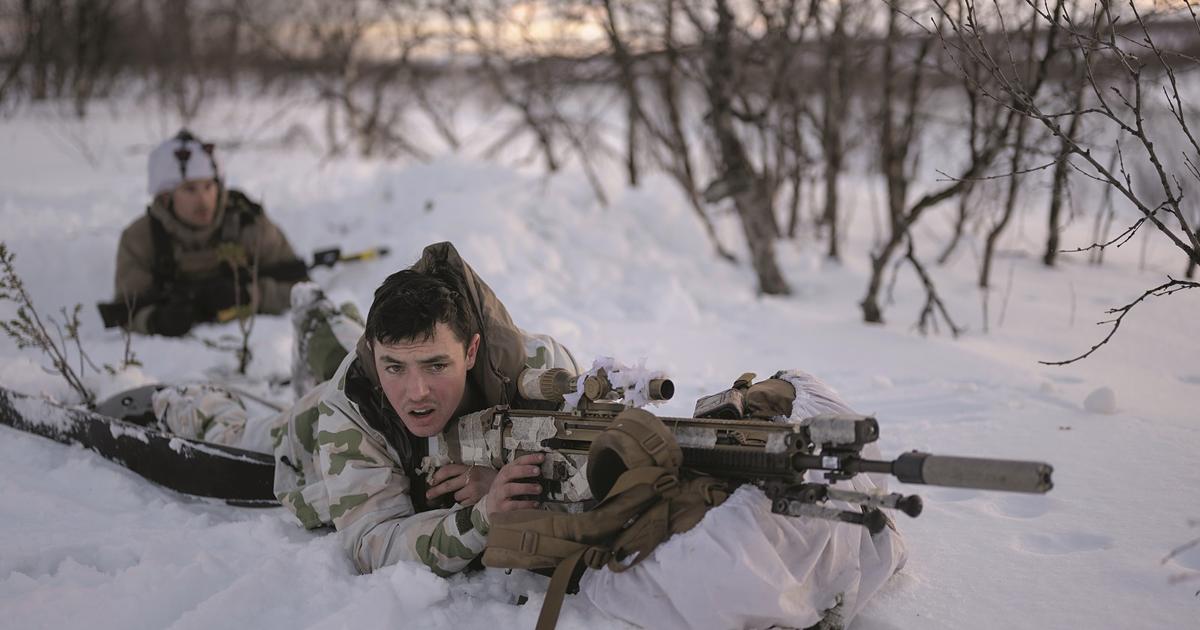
[147, 129, 221, 196]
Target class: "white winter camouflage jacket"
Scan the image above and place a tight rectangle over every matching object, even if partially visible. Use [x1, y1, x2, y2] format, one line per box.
[271, 242, 579, 575]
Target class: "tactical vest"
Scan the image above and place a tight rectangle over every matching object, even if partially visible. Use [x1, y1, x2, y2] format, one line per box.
[483, 408, 731, 630]
[148, 189, 264, 289]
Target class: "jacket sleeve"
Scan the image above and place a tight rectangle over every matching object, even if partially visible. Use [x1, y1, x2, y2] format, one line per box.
[113, 220, 158, 334]
[315, 399, 492, 576]
[248, 213, 304, 315]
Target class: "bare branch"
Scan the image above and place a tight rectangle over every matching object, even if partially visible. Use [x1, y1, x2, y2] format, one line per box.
[1040, 278, 1200, 365]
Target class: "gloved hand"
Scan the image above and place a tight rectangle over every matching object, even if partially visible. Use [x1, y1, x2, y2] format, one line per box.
[192, 274, 254, 321]
[147, 298, 195, 337]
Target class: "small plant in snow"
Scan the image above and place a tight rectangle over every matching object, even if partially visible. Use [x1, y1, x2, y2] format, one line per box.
[198, 243, 257, 375]
[0, 242, 97, 406]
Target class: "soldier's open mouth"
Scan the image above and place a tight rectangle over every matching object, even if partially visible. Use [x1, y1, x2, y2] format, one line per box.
[410, 409, 434, 418]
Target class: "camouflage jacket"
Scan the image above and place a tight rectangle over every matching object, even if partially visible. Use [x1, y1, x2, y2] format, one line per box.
[271, 242, 579, 576]
[271, 332, 578, 576]
[114, 188, 304, 333]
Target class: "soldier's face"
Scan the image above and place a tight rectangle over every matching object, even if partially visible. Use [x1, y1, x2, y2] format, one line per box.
[373, 323, 481, 438]
[171, 178, 219, 227]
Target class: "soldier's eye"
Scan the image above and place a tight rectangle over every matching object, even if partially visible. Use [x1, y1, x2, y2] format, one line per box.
[429, 363, 448, 373]
[385, 365, 404, 375]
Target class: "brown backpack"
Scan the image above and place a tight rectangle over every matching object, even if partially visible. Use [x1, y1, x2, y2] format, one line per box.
[483, 408, 730, 630]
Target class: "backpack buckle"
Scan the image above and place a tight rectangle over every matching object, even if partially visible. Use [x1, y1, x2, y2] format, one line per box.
[641, 433, 666, 455]
[652, 474, 678, 494]
[520, 531, 539, 554]
[582, 546, 610, 569]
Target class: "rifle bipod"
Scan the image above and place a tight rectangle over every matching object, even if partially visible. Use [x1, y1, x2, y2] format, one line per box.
[768, 483, 924, 535]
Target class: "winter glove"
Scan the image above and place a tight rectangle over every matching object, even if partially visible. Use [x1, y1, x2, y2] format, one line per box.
[147, 298, 195, 337]
[191, 274, 254, 321]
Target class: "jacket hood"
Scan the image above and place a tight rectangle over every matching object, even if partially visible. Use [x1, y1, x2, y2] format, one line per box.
[354, 241, 526, 410]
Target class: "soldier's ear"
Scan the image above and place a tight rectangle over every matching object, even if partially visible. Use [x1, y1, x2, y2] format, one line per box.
[464, 333, 481, 369]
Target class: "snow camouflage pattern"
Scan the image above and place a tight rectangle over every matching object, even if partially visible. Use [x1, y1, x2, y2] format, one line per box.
[269, 265, 579, 577]
[288, 282, 366, 399]
[270, 333, 578, 576]
[152, 384, 248, 447]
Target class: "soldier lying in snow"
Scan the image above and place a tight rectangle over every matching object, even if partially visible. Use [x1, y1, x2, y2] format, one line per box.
[111, 129, 307, 336]
[271, 242, 581, 575]
[152, 241, 906, 629]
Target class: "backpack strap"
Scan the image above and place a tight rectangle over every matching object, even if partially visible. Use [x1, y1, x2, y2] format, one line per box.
[221, 190, 263, 242]
[527, 467, 677, 630]
[484, 411, 730, 630]
[537, 546, 597, 630]
[217, 190, 258, 248]
[148, 210, 177, 289]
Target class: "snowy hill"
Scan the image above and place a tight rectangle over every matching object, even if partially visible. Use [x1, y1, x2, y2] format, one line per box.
[1, 96, 1197, 629]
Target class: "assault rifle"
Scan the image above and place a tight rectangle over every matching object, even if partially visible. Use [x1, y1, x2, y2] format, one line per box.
[423, 367, 1054, 533]
[97, 246, 390, 328]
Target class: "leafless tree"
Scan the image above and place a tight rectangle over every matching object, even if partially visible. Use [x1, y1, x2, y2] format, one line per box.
[445, 0, 616, 206]
[602, 0, 739, 262]
[979, 0, 1066, 292]
[1043, 1, 1102, 267]
[861, 1, 1012, 326]
[5, 0, 123, 117]
[601, 0, 647, 188]
[238, 0, 440, 160]
[809, 0, 870, 261]
[936, 0, 1200, 363]
[687, 0, 800, 294]
[602, 0, 831, 289]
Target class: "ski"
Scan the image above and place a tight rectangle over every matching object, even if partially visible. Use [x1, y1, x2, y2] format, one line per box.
[0, 386, 279, 506]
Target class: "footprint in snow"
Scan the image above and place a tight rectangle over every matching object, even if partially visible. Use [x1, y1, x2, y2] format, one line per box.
[1015, 532, 1113, 555]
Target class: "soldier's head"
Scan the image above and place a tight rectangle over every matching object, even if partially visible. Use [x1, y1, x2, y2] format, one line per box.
[147, 129, 221, 228]
[170, 178, 220, 227]
[365, 269, 481, 438]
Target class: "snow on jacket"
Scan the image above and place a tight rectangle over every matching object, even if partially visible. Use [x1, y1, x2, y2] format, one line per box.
[114, 188, 303, 333]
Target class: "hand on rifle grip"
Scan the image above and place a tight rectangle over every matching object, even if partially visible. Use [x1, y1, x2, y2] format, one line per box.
[484, 453, 545, 518]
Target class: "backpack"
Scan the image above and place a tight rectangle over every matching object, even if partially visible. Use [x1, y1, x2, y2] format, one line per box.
[482, 408, 730, 630]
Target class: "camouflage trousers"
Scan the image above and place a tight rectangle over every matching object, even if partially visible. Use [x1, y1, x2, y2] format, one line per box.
[155, 282, 363, 451]
[288, 282, 365, 399]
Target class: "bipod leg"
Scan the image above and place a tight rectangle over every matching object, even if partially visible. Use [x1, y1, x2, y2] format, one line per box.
[824, 487, 923, 518]
[771, 497, 889, 534]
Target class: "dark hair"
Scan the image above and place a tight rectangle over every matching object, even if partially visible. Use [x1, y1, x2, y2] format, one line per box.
[364, 268, 477, 348]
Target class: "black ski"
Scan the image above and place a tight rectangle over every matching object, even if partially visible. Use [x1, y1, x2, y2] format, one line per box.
[0, 386, 279, 506]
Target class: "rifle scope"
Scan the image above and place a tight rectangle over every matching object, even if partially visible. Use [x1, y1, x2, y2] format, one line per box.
[517, 368, 674, 403]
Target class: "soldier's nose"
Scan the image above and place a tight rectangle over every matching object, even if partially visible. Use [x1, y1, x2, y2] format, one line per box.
[408, 375, 431, 399]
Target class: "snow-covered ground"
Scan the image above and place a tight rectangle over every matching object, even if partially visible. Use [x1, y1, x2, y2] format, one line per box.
[1, 94, 1198, 629]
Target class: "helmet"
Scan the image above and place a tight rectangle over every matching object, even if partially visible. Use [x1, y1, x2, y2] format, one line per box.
[147, 129, 221, 196]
